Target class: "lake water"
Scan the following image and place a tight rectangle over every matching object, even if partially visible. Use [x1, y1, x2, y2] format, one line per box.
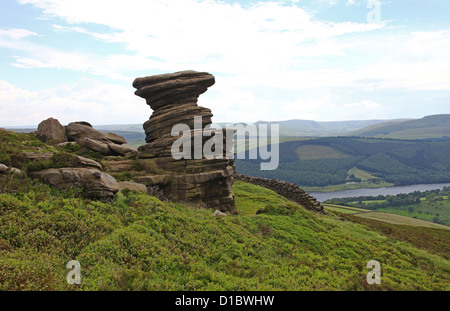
[310, 183, 450, 202]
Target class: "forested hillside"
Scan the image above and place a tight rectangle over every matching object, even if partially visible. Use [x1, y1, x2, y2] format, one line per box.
[236, 137, 450, 188]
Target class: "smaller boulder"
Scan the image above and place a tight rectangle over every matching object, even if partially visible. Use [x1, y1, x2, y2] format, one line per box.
[81, 137, 112, 155]
[29, 168, 119, 199]
[214, 210, 227, 217]
[104, 132, 127, 145]
[108, 143, 138, 156]
[66, 122, 109, 143]
[8, 167, 25, 175]
[0, 163, 8, 174]
[76, 156, 103, 170]
[37, 118, 68, 144]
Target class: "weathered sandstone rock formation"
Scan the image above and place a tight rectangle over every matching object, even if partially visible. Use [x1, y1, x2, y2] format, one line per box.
[36, 118, 138, 156]
[132, 70, 236, 213]
[37, 117, 68, 144]
[66, 122, 137, 156]
[28, 168, 119, 200]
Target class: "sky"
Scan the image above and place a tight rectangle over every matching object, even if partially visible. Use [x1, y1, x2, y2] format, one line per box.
[1, 0, 450, 126]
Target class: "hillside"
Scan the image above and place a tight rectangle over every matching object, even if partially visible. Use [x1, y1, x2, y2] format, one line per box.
[236, 136, 450, 189]
[254, 119, 391, 137]
[346, 114, 450, 139]
[0, 130, 449, 291]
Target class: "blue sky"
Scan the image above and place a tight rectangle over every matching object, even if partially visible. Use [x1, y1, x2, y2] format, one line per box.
[1, 0, 449, 126]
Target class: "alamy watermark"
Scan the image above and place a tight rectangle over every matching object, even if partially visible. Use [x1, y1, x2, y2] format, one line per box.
[67, 260, 81, 285]
[366, 260, 381, 285]
[367, 0, 381, 24]
[170, 116, 280, 171]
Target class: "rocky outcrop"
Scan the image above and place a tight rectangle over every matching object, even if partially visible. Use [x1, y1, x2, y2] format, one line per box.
[36, 117, 137, 157]
[28, 168, 119, 199]
[133, 70, 236, 213]
[22, 152, 102, 170]
[37, 118, 68, 144]
[65, 122, 137, 156]
[233, 173, 326, 214]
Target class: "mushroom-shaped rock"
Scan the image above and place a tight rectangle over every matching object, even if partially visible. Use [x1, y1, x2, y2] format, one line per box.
[132, 70, 236, 213]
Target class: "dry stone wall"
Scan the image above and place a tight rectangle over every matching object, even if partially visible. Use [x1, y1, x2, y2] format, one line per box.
[233, 173, 325, 214]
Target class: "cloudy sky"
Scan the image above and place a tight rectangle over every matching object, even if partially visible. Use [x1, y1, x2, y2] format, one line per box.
[1, 0, 449, 126]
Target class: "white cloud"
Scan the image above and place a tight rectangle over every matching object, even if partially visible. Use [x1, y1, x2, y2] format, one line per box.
[15, 0, 383, 76]
[0, 28, 38, 39]
[1, 1, 449, 125]
[0, 79, 149, 127]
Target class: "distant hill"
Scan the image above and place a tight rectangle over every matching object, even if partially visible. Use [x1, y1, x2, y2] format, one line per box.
[236, 136, 450, 189]
[254, 119, 392, 137]
[346, 114, 450, 139]
[6, 115, 449, 141]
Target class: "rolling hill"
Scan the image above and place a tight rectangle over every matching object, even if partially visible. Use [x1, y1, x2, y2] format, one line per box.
[236, 136, 450, 189]
[254, 119, 392, 137]
[346, 114, 450, 139]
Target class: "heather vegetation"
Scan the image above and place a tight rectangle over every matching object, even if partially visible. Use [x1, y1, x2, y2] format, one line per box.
[1, 130, 449, 291]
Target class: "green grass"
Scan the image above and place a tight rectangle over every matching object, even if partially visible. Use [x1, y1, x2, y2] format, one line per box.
[303, 181, 395, 193]
[343, 194, 450, 227]
[323, 204, 369, 214]
[1, 174, 449, 290]
[323, 204, 449, 230]
[1, 131, 450, 291]
[348, 167, 379, 181]
[375, 199, 450, 226]
[343, 214, 450, 260]
[232, 180, 296, 215]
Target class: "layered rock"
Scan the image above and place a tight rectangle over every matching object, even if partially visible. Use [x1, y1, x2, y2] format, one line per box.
[133, 70, 236, 213]
[65, 122, 137, 156]
[35, 118, 138, 156]
[28, 168, 119, 200]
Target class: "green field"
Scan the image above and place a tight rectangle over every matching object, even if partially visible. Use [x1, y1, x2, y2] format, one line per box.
[302, 181, 395, 193]
[374, 198, 450, 226]
[323, 204, 449, 229]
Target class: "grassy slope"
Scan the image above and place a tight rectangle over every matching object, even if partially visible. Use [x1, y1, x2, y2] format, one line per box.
[1, 131, 450, 291]
[323, 204, 449, 229]
[376, 198, 450, 226]
[0, 175, 449, 290]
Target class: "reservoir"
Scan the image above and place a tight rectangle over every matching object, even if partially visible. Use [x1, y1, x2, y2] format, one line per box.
[310, 183, 450, 202]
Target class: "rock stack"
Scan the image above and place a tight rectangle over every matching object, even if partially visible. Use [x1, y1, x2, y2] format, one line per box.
[133, 70, 236, 213]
